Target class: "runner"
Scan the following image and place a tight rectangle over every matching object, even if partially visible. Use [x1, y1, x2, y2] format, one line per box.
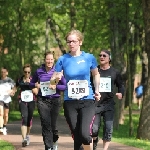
[51, 29, 101, 150]
[0, 67, 16, 135]
[134, 82, 143, 109]
[16, 64, 36, 147]
[30, 51, 66, 150]
[92, 50, 124, 150]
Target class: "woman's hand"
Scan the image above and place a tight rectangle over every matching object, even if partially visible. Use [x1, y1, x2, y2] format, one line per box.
[32, 88, 39, 95]
[35, 82, 40, 88]
[50, 72, 63, 85]
[94, 91, 101, 101]
[49, 84, 56, 90]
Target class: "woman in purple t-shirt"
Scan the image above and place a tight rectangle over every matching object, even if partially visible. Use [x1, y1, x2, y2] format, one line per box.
[30, 51, 66, 150]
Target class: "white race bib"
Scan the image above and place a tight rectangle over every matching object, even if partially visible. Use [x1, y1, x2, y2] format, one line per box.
[40, 81, 56, 96]
[21, 90, 33, 102]
[0, 83, 11, 101]
[99, 77, 111, 92]
[68, 80, 89, 99]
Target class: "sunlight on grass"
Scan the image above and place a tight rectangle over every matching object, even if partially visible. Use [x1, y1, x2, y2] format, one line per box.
[0, 140, 14, 150]
[112, 113, 150, 150]
[9, 110, 39, 122]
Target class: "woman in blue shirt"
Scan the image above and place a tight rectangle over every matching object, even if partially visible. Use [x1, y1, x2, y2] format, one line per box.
[52, 30, 101, 150]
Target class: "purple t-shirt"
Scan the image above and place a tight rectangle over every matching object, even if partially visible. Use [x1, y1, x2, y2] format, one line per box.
[30, 64, 66, 98]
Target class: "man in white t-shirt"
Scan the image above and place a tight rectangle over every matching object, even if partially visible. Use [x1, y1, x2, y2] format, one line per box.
[0, 67, 16, 135]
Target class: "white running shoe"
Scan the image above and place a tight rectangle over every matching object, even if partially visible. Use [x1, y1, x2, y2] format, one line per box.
[3, 127, 7, 135]
[0, 128, 3, 134]
[53, 141, 58, 150]
[26, 135, 30, 145]
[22, 139, 27, 147]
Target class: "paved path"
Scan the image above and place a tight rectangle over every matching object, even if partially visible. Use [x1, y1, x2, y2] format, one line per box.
[0, 115, 142, 150]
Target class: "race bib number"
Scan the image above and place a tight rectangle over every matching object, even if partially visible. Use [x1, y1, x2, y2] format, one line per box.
[21, 90, 33, 102]
[40, 81, 56, 96]
[68, 80, 89, 99]
[99, 77, 111, 92]
[0, 83, 11, 100]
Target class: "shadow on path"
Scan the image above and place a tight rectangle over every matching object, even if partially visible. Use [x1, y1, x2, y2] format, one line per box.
[0, 115, 142, 150]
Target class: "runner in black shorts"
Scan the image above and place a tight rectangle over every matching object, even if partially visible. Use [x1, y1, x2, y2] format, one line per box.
[0, 67, 16, 135]
[92, 50, 124, 150]
[53, 30, 101, 150]
[16, 64, 36, 147]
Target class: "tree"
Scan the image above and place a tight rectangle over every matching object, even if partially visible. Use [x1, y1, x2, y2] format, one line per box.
[137, 0, 150, 140]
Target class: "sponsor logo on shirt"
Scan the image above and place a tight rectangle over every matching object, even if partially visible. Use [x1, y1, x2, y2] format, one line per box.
[77, 60, 85, 64]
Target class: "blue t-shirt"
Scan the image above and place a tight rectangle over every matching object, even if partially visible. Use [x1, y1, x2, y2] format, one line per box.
[135, 85, 143, 96]
[55, 51, 98, 100]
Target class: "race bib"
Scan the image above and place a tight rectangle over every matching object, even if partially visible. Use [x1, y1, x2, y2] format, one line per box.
[0, 83, 11, 100]
[40, 81, 56, 96]
[21, 90, 33, 102]
[68, 80, 89, 99]
[99, 77, 111, 92]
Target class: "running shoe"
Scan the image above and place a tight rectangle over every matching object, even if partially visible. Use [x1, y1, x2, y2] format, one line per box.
[93, 137, 99, 150]
[0, 128, 3, 134]
[3, 127, 7, 135]
[53, 141, 58, 150]
[22, 139, 27, 147]
[26, 135, 30, 145]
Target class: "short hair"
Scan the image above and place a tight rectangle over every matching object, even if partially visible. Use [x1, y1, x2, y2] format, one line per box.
[65, 29, 84, 42]
[1, 66, 8, 71]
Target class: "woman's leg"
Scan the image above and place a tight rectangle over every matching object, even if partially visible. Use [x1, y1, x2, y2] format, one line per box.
[37, 97, 53, 150]
[19, 101, 28, 138]
[26, 101, 35, 145]
[64, 100, 82, 150]
[80, 100, 95, 150]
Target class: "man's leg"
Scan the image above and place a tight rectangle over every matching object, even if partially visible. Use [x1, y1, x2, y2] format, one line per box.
[102, 110, 114, 150]
[0, 103, 4, 133]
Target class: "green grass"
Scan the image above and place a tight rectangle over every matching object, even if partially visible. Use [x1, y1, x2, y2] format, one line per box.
[0, 110, 40, 150]
[8, 110, 39, 122]
[98, 112, 150, 150]
[0, 140, 15, 150]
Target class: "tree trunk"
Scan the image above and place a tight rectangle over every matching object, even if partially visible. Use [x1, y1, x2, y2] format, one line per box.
[137, 0, 150, 139]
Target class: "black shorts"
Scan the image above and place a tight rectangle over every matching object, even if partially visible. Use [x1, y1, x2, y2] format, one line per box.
[0, 101, 9, 109]
[136, 94, 143, 99]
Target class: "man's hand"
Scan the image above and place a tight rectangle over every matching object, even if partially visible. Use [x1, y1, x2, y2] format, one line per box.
[116, 93, 122, 99]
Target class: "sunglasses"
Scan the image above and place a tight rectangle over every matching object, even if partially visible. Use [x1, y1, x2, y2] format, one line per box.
[99, 54, 107, 57]
[24, 71, 30, 74]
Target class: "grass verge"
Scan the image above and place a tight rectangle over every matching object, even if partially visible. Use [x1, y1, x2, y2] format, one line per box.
[98, 112, 150, 150]
[0, 140, 15, 150]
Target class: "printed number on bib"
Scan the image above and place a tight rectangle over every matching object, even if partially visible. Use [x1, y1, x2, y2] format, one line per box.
[40, 81, 56, 96]
[99, 77, 111, 92]
[21, 90, 33, 102]
[68, 80, 89, 99]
